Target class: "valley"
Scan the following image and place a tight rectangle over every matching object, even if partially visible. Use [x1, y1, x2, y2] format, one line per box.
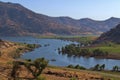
[0, 1, 120, 80]
[0, 37, 120, 80]
[0, 39, 120, 80]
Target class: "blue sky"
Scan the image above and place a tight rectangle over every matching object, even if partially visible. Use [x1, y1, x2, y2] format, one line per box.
[0, 0, 120, 20]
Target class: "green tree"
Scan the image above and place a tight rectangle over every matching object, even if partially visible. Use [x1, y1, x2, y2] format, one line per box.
[67, 64, 74, 68]
[26, 58, 48, 79]
[80, 49, 90, 56]
[75, 64, 80, 69]
[100, 64, 105, 71]
[112, 65, 119, 71]
[11, 58, 48, 80]
[94, 64, 100, 71]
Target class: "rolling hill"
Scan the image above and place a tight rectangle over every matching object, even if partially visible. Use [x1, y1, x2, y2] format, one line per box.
[97, 24, 120, 43]
[0, 1, 120, 36]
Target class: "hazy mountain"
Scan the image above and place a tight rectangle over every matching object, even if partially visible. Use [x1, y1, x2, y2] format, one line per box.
[96, 24, 120, 43]
[0, 1, 120, 36]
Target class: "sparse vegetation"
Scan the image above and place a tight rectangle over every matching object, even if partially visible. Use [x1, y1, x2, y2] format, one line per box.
[112, 65, 119, 72]
[11, 58, 48, 80]
[93, 64, 106, 71]
[8, 43, 40, 59]
[67, 64, 86, 70]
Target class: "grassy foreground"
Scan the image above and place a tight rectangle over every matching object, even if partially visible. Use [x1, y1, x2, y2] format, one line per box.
[42, 66, 120, 80]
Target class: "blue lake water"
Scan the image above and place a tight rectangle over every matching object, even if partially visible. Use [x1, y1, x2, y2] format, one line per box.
[1, 37, 120, 70]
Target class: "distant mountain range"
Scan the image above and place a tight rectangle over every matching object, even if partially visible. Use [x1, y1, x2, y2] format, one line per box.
[97, 24, 120, 43]
[0, 1, 120, 36]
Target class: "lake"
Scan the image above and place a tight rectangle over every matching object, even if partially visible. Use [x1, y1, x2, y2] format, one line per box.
[1, 37, 120, 70]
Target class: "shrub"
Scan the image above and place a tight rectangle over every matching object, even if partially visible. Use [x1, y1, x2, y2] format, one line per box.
[67, 64, 86, 70]
[93, 49, 108, 56]
[25, 58, 48, 79]
[67, 64, 74, 68]
[75, 64, 86, 70]
[11, 58, 48, 79]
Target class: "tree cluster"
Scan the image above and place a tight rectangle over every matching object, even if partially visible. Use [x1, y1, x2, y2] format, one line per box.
[59, 44, 108, 57]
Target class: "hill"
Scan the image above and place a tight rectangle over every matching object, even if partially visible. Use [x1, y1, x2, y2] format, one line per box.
[0, 39, 15, 49]
[0, 1, 120, 36]
[97, 24, 120, 43]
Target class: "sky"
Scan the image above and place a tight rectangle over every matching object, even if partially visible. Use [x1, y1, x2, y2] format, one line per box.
[0, 0, 120, 20]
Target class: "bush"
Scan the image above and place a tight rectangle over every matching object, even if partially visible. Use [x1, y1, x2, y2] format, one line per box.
[25, 59, 32, 62]
[80, 48, 90, 56]
[11, 58, 48, 80]
[26, 58, 48, 79]
[67, 64, 74, 68]
[93, 49, 108, 56]
[67, 64, 86, 70]
[75, 64, 86, 70]
[93, 64, 105, 71]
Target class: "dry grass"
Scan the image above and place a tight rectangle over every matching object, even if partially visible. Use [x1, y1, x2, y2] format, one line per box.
[41, 67, 102, 80]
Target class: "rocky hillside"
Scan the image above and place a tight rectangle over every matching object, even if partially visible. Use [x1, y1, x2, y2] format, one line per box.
[96, 24, 120, 43]
[0, 1, 120, 36]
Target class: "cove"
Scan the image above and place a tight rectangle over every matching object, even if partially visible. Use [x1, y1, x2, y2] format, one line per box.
[1, 37, 120, 70]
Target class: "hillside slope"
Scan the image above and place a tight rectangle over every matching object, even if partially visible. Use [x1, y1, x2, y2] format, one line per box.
[96, 24, 120, 43]
[0, 1, 120, 36]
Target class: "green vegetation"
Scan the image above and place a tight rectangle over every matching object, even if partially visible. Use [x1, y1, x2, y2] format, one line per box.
[37, 35, 120, 59]
[67, 64, 86, 70]
[38, 35, 120, 59]
[93, 64, 105, 71]
[59, 40, 120, 59]
[87, 41, 120, 54]
[9, 43, 40, 59]
[11, 58, 48, 80]
[60, 44, 109, 58]
[37, 35, 97, 43]
[112, 65, 119, 72]
[24, 58, 48, 79]
[67, 63, 120, 72]
[26, 44, 40, 50]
